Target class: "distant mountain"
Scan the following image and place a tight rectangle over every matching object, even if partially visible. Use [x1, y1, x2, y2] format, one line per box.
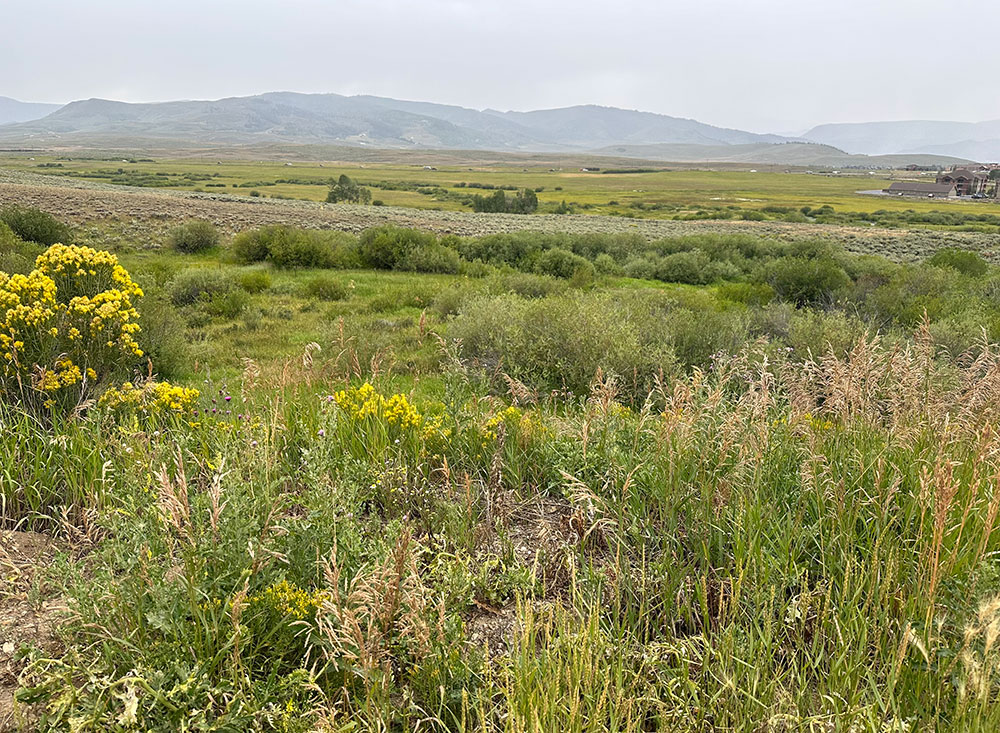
[0, 92, 788, 152]
[803, 120, 1000, 160]
[593, 142, 970, 168]
[0, 92, 983, 166]
[494, 105, 788, 148]
[0, 96, 62, 125]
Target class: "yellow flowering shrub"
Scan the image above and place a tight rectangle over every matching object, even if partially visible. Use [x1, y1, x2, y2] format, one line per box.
[328, 382, 449, 460]
[251, 579, 329, 621]
[0, 243, 144, 412]
[99, 380, 200, 416]
[333, 382, 423, 429]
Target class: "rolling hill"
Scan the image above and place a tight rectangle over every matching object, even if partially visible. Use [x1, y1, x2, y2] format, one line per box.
[803, 120, 1000, 160]
[592, 142, 969, 167]
[0, 92, 982, 166]
[0, 92, 788, 152]
[0, 96, 62, 126]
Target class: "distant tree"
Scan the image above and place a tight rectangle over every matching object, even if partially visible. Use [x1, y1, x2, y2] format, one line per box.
[470, 188, 538, 214]
[327, 174, 372, 204]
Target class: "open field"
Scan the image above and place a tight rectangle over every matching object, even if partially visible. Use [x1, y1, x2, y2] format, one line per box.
[3, 167, 1000, 262]
[4, 186, 1000, 730]
[4, 150, 1000, 220]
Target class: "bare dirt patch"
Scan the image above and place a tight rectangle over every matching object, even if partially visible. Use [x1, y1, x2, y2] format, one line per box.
[0, 531, 63, 731]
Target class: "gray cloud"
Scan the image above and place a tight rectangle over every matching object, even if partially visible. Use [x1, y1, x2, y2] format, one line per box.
[4, 0, 997, 133]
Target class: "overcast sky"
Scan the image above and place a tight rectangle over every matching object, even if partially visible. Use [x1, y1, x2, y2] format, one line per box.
[4, 0, 998, 133]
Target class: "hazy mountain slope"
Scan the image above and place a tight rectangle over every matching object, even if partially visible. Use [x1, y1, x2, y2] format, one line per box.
[0, 97, 62, 125]
[0, 92, 983, 165]
[804, 120, 1000, 157]
[496, 105, 789, 147]
[592, 141, 969, 167]
[0, 95, 534, 149]
[0, 94, 797, 151]
[899, 139, 1000, 162]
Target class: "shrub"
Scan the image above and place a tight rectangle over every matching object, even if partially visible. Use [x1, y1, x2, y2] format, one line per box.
[451, 291, 678, 397]
[534, 248, 594, 280]
[398, 242, 461, 274]
[359, 226, 436, 270]
[0, 205, 71, 245]
[0, 244, 144, 412]
[0, 221, 42, 275]
[652, 250, 713, 284]
[168, 220, 221, 253]
[238, 268, 272, 293]
[926, 247, 989, 277]
[717, 281, 775, 306]
[230, 228, 273, 264]
[206, 288, 250, 319]
[169, 268, 235, 306]
[134, 293, 189, 379]
[485, 272, 567, 299]
[757, 257, 851, 306]
[593, 253, 623, 276]
[231, 227, 360, 269]
[304, 275, 348, 301]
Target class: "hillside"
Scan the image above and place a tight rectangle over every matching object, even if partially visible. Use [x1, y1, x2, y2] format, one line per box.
[591, 141, 969, 167]
[0, 96, 62, 125]
[804, 119, 1000, 160]
[0, 92, 988, 165]
[0, 92, 788, 152]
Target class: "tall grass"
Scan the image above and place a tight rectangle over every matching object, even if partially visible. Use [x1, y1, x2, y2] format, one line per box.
[8, 330, 1000, 731]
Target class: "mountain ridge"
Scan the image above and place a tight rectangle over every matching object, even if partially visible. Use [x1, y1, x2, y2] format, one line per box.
[0, 92, 791, 152]
[0, 92, 988, 165]
[0, 96, 63, 125]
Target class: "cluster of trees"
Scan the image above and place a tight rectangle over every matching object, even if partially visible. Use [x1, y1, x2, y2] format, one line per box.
[470, 188, 538, 214]
[326, 175, 372, 205]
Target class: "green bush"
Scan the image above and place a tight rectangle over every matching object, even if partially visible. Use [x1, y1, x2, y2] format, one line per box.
[652, 250, 713, 284]
[534, 248, 594, 280]
[134, 292, 189, 378]
[231, 226, 360, 269]
[269, 229, 354, 269]
[398, 242, 461, 274]
[0, 221, 42, 274]
[237, 268, 272, 293]
[168, 220, 221, 253]
[485, 272, 567, 299]
[303, 275, 348, 301]
[593, 253, 624, 276]
[757, 257, 851, 306]
[0, 205, 71, 245]
[717, 281, 775, 306]
[926, 247, 989, 277]
[359, 225, 436, 270]
[206, 289, 250, 319]
[169, 268, 236, 306]
[231, 228, 273, 264]
[451, 290, 679, 397]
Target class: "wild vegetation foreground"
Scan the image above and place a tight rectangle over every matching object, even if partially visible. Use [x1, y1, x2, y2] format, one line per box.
[1, 197, 1000, 731]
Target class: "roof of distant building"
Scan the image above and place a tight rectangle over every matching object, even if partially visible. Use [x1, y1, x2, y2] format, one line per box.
[886, 182, 956, 194]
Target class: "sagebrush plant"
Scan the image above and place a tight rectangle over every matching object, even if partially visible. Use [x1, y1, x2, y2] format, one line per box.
[168, 219, 220, 253]
[0, 243, 143, 412]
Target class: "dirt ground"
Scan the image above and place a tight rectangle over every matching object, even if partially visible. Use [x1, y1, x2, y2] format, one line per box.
[0, 531, 63, 731]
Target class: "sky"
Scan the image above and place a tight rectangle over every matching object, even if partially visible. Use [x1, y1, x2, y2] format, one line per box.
[4, 0, 999, 134]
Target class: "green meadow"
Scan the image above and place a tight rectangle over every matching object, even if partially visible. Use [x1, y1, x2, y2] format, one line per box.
[6, 152, 1000, 222]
